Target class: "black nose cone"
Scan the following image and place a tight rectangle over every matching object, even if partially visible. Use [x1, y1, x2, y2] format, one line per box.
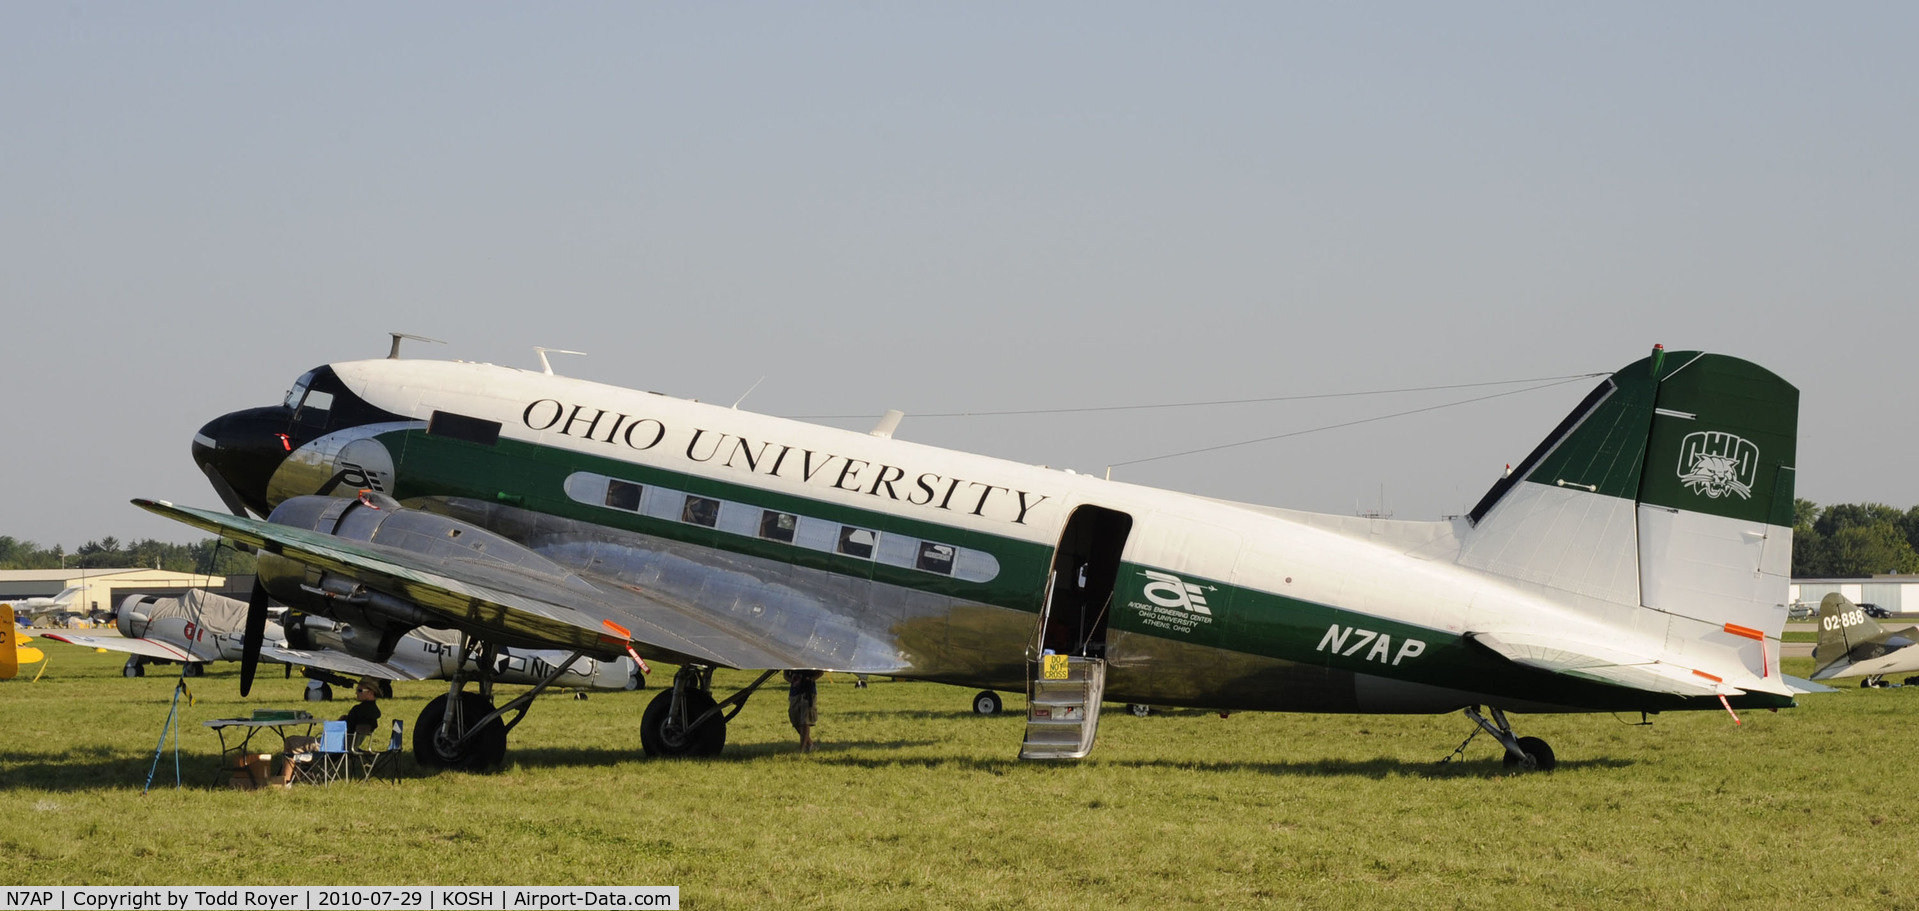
[193, 406, 293, 517]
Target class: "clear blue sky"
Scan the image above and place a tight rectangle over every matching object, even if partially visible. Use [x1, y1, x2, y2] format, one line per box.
[4, 3, 1914, 548]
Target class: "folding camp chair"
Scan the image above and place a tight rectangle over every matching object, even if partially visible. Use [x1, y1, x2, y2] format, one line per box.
[353, 718, 404, 783]
[290, 720, 352, 785]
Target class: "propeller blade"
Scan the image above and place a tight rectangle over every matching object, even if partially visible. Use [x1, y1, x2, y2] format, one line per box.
[200, 463, 252, 518]
[239, 578, 270, 697]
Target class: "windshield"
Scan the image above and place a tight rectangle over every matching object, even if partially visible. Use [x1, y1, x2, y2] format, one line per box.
[282, 370, 316, 410]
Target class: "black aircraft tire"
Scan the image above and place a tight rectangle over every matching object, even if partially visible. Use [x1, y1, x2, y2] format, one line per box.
[1502, 736, 1556, 772]
[1127, 703, 1152, 717]
[413, 693, 508, 772]
[182, 662, 205, 678]
[640, 690, 725, 758]
[123, 661, 144, 678]
[972, 690, 1002, 716]
[304, 683, 333, 702]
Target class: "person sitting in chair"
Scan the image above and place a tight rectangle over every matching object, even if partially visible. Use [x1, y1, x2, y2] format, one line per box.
[277, 676, 384, 785]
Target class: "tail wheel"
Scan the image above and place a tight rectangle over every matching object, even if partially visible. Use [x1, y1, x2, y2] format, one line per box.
[414, 692, 507, 771]
[641, 690, 726, 757]
[1127, 703, 1152, 717]
[972, 691, 1002, 716]
[1502, 736, 1557, 772]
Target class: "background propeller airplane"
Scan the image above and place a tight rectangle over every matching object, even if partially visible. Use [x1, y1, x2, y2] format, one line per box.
[1, 606, 49, 680]
[144, 342, 1804, 771]
[42, 589, 640, 694]
[1812, 592, 1919, 687]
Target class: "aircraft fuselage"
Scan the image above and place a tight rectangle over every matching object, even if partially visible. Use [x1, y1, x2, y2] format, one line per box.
[189, 357, 1789, 716]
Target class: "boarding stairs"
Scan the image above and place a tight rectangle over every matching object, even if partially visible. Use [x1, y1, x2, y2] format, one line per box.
[1019, 655, 1106, 760]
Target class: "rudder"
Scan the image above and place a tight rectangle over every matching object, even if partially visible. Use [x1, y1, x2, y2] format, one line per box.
[1461, 347, 1799, 680]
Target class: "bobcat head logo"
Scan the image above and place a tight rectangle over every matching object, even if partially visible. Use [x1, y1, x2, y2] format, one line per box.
[1677, 431, 1757, 500]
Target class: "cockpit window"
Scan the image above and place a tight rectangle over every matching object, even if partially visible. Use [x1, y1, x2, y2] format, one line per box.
[301, 390, 334, 413]
[282, 372, 315, 410]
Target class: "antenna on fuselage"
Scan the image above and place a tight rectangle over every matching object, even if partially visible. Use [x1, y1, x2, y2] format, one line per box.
[387, 332, 445, 359]
[869, 410, 905, 438]
[732, 377, 766, 410]
[535, 347, 587, 375]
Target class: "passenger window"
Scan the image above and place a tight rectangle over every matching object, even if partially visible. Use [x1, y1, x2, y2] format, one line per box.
[916, 542, 956, 575]
[682, 495, 720, 527]
[605, 480, 643, 512]
[760, 510, 798, 543]
[837, 526, 876, 559]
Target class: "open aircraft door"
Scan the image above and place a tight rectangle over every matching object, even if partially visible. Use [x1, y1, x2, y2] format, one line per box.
[1022, 505, 1132, 760]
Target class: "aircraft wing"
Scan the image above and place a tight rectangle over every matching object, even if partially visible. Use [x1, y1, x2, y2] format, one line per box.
[135, 499, 796, 670]
[257, 645, 432, 681]
[41, 633, 205, 663]
[1468, 631, 1751, 698]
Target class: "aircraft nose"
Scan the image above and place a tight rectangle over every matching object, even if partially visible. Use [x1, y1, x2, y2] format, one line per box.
[193, 406, 293, 517]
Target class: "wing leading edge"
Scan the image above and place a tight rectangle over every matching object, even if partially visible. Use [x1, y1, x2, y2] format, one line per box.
[133, 498, 796, 671]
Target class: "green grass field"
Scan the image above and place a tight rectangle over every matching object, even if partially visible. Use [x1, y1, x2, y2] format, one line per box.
[4, 641, 1915, 910]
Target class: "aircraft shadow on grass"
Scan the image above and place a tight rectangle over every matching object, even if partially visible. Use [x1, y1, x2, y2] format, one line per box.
[0, 743, 1631, 793]
[803, 753, 1638, 778]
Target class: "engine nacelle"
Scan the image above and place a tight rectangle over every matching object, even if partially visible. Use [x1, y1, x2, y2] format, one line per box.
[256, 493, 581, 660]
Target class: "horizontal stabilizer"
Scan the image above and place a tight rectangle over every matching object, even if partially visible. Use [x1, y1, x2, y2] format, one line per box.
[1782, 675, 1836, 695]
[1470, 631, 1735, 697]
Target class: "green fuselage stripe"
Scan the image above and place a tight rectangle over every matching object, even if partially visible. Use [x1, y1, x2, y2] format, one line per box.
[383, 430, 1056, 610]
[379, 429, 1784, 712]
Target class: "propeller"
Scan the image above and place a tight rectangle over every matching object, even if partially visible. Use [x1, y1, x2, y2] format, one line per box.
[239, 577, 271, 697]
[200, 463, 252, 518]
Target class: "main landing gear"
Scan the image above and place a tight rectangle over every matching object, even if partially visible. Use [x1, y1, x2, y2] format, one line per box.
[1442, 706, 1556, 772]
[412, 632, 787, 770]
[639, 665, 777, 757]
[415, 635, 587, 772]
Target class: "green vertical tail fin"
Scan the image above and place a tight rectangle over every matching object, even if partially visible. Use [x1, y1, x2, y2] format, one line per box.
[1460, 348, 1799, 681]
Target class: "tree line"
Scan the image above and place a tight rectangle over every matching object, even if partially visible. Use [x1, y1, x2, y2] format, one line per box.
[1793, 500, 1919, 577]
[0, 535, 256, 576]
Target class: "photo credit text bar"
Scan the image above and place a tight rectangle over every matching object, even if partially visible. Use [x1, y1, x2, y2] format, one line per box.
[0, 888, 679, 911]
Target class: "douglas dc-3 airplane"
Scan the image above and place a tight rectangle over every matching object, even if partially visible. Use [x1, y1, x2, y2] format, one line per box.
[1813, 592, 1919, 687]
[141, 342, 1802, 772]
[43, 589, 639, 694]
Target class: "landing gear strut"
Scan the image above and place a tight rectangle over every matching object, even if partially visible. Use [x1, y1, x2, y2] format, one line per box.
[414, 634, 590, 772]
[1443, 706, 1556, 771]
[639, 665, 776, 758]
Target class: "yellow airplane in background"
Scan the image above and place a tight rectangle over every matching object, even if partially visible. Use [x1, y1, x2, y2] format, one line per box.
[1, 606, 49, 680]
